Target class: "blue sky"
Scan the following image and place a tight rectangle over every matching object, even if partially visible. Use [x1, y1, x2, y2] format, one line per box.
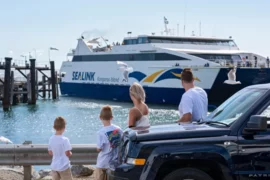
[0, 0, 269, 68]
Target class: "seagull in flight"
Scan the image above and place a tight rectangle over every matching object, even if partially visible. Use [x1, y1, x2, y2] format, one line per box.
[117, 61, 133, 82]
[224, 67, 241, 85]
[0, 136, 13, 144]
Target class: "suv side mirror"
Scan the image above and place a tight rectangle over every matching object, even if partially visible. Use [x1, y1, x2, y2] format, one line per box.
[244, 115, 268, 132]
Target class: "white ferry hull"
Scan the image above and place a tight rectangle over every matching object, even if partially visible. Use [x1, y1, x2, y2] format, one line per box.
[60, 61, 220, 105]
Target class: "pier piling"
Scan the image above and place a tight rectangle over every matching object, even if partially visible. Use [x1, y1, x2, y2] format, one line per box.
[42, 76, 46, 98]
[2, 57, 12, 111]
[50, 61, 57, 100]
[56, 71, 59, 98]
[48, 81, 51, 98]
[35, 69, 38, 99]
[10, 71, 15, 105]
[29, 59, 36, 105]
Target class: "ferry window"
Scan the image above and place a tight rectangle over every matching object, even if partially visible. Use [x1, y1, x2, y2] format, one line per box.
[162, 40, 173, 43]
[223, 41, 230, 46]
[123, 39, 137, 45]
[217, 41, 222, 45]
[229, 41, 236, 47]
[155, 53, 187, 60]
[129, 54, 134, 60]
[132, 39, 138, 44]
[135, 53, 155, 60]
[143, 37, 148, 43]
[232, 55, 241, 61]
[149, 38, 162, 43]
[212, 41, 218, 45]
[72, 53, 188, 62]
[201, 40, 207, 44]
[196, 40, 203, 45]
[138, 37, 149, 43]
[221, 41, 227, 46]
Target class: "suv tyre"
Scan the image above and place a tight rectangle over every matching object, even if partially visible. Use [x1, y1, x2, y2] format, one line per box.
[163, 168, 214, 180]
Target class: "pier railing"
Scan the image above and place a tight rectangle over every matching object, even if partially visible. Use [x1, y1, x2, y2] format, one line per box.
[0, 144, 98, 180]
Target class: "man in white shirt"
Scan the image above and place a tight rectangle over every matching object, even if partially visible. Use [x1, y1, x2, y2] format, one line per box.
[177, 68, 208, 123]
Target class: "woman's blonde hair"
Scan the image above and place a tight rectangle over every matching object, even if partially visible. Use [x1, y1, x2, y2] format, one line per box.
[129, 82, 146, 102]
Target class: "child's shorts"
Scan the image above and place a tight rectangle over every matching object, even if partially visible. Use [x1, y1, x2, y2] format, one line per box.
[51, 167, 73, 180]
[95, 168, 107, 180]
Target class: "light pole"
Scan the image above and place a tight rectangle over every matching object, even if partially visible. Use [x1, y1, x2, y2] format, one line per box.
[20, 55, 27, 65]
[21, 55, 27, 75]
[48, 47, 59, 62]
[32, 49, 37, 59]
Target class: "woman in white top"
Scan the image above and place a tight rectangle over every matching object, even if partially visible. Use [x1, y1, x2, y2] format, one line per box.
[128, 82, 150, 128]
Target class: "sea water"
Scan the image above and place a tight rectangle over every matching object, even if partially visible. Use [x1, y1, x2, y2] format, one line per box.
[0, 97, 179, 170]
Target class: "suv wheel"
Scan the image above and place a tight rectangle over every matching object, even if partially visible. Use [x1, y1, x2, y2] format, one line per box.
[163, 168, 214, 180]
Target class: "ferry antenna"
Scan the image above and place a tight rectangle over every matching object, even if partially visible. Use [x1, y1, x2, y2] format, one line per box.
[183, 0, 187, 36]
[177, 24, 179, 36]
[199, 21, 201, 36]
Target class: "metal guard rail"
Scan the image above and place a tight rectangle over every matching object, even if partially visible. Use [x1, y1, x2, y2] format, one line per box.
[0, 144, 98, 165]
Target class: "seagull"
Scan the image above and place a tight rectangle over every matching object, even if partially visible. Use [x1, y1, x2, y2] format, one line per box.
[0, 136, 13, 144]
[117, 61, 133, 82]
[224, 67, 241, 85]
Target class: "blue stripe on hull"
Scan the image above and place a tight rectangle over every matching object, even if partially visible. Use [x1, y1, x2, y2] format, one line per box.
[59, 83, 194, 105]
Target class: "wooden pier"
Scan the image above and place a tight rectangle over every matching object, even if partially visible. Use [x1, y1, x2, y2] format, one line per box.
[0, 57, 59, 111]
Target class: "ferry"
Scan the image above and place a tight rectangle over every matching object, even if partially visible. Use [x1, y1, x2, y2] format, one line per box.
[59, 21, 270, 105]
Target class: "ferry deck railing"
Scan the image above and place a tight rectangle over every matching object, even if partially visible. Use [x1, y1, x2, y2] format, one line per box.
[216, 59, 269, 68]
[0, 144, 98, 180]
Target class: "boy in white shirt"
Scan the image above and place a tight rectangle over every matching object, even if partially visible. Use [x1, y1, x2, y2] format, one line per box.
[95, 105, 123, 180]
[48, 117, 73, 180]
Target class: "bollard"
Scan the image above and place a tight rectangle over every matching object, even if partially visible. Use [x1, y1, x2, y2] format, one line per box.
[2, 57, 12, 111]
[29, 59, 36, 104]
[50, 61, 57, 99]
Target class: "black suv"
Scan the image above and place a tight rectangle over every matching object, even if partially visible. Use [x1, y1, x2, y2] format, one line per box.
[107, 84, 270, 180]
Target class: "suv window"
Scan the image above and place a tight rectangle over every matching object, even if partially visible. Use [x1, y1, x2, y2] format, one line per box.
[206, 88, 267, 125]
